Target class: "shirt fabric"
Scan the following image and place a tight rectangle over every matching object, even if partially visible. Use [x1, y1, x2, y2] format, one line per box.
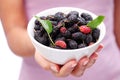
[19, 0, 120, 80]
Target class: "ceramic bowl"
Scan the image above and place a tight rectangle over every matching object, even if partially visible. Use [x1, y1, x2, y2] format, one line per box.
[27, 7, 106, 65]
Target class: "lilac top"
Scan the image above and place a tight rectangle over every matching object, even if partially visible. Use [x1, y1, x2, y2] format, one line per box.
[19, 0, 120, 80]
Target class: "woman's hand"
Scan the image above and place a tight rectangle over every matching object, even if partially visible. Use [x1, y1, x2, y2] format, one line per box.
[34, 44, 103, 77]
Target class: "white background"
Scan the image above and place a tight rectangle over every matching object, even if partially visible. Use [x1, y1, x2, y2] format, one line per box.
[0, 21, 22, 80]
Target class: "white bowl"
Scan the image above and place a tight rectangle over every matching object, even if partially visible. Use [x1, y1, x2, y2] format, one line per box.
[27, 7, 106, 65]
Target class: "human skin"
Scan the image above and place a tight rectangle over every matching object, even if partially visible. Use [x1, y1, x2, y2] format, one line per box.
[0, 0, 34, 57]
[2, 0, 120, 77]
[114, 0, 120, 49]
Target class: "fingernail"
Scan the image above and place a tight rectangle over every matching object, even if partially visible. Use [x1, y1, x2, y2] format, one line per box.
[92, 53, 98, 60]
[96, 48, 102, 53]
[71, 63, 77, 68]
[50, 66, 58, 73]
[96, 45, 103, 53]
[64, 63, 77, 76]
[82, 58, 89, 66]
[93, 55, 98, 60]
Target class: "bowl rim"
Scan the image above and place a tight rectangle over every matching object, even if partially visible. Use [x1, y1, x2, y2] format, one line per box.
[27, 7, 106, 52]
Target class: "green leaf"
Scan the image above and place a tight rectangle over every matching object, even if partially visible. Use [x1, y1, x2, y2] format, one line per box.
[35, 16, 53, 34]
[87, 16, 105, 29]
[35, 16, 55, 45]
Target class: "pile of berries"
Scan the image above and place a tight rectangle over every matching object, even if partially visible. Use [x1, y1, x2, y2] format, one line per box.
[34, 11, 100, 49]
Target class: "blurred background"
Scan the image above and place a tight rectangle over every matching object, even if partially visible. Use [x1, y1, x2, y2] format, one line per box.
[0, 20, 22, 80]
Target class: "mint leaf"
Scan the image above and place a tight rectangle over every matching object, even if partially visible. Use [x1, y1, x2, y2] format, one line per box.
[87, 16, 105, 29]
[35, 16, 53, 34]
[35, 16, 55, 45]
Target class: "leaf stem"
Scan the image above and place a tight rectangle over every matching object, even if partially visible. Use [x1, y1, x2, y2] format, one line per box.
[47, 32, 55, 46]
[35, 16, 55, 46]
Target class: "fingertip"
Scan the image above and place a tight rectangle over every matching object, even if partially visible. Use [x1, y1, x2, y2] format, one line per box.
[79, 56, 89, 66]
[95, 44, 104, 53]
[50, 65, 59, 73]
[86, 53, 98, 68]
[99, 44, 104, 49]
[55, 60, 77, 77]
[90, 52, 98, 60]
[64, 59, 77, 66]
[72, 57, 88, 77]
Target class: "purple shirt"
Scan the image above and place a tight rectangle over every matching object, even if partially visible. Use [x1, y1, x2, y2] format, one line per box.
[19, 0, 120, 80]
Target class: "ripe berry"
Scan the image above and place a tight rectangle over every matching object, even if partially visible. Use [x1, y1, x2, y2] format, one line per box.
[78, 17, 87, 25]
[81, 13, 93, 21]
[68, 14, 78, 22]
[68, 24, 78, 33]
[55, 37, 65, 42]
[92, 28, 100, 40]
[85, 34, 93, 44]
[39, 26, 45, 34]
[68, 27, 76, 33]
[34, 30, 43, 37]
[72, 32, 86, 40]
[55, 40, 67, 48]
[65, 21, 74, 28]
[34, 35, 49, 46]
[35, 19, 40, 25]
[54, 12, 65, 21]
[79, 26, 91, 34]
[67, 11, 79, 17]
[51, 26, 60, 38]
[46, 15, 55, 21]
[78, 43, 86, 48]
[62, 30, 71, 38]
[51, 21, 58, 26]
[34, 25, 41, 30]
[40, 16, 47, 20]
[60, 27, 67, 33]
[67, 39, 78, 49]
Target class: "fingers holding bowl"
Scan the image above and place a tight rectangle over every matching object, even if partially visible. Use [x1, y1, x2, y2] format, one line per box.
[34, 44, 103, 77]
[71, 56, 89, 77]
[71, 44, 103, 77]
[53, 60, 77, 77]
[86, 44, 103, 68]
